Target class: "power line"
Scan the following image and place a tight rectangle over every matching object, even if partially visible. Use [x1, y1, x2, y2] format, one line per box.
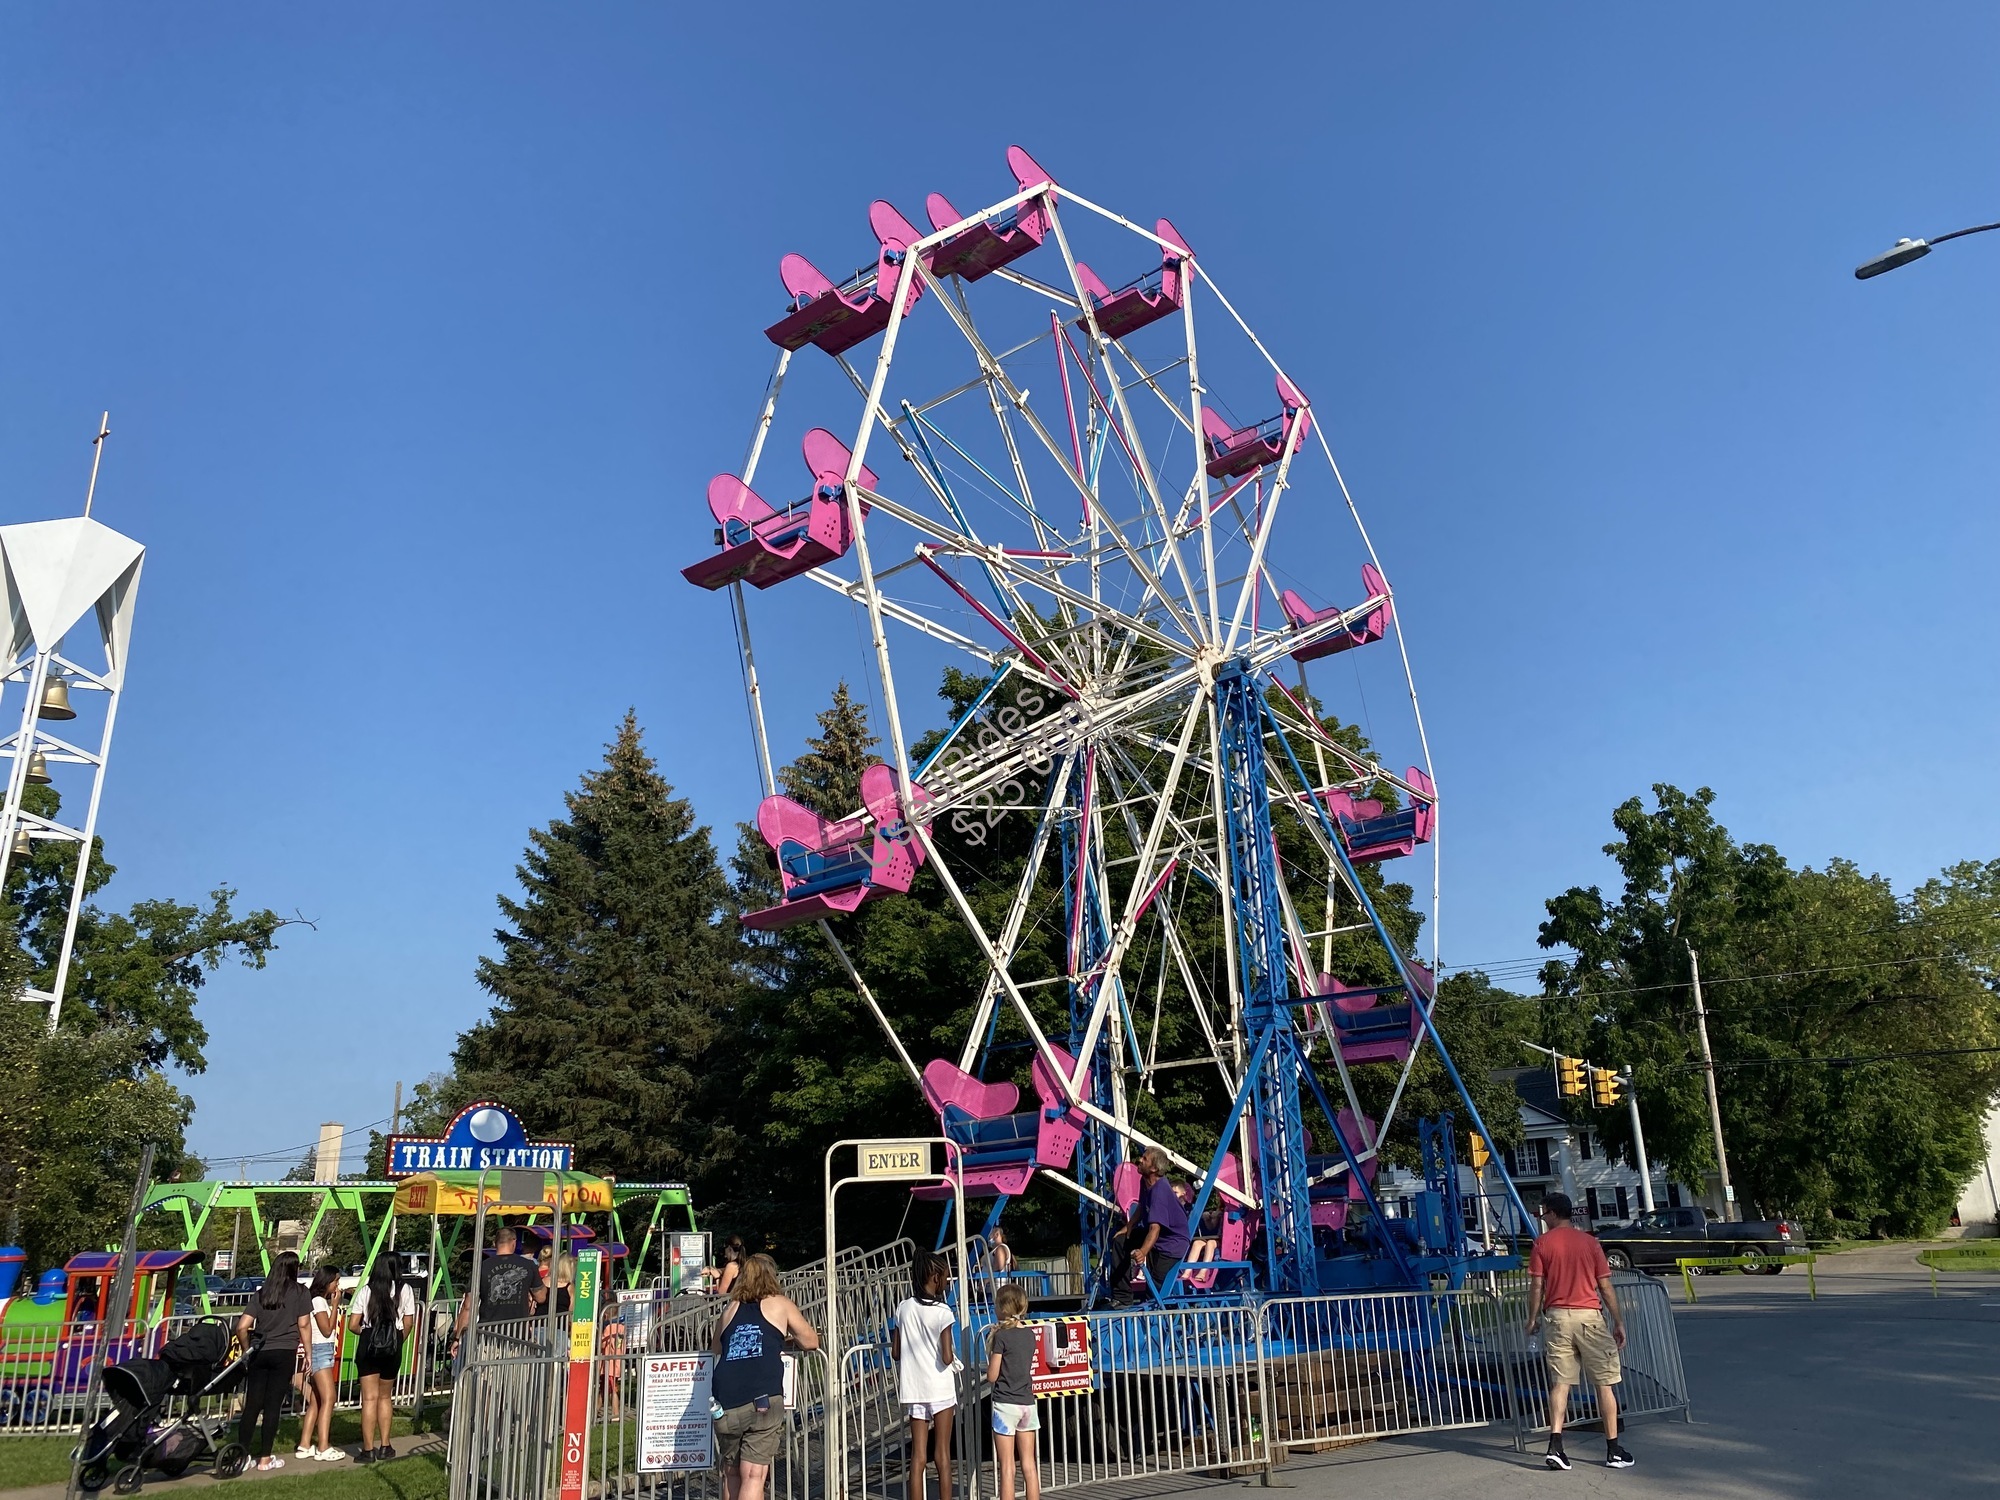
[192, 1115, 392, 1171]
[1674, 1044, 2000, 1072]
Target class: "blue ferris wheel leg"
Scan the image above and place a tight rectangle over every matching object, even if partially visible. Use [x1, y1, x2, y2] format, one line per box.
[1257, 684, 1541, 1243]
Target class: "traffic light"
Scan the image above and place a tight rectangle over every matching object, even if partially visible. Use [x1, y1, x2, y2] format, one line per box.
[1555, 1055, 1586, 1097]
[1468, 1133, 1491, 1170]
[1591, 1067, 1623, 1108]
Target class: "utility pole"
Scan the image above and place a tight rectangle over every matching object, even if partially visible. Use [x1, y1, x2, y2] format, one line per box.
[1688, 944, 1737, 1221]
[1623, 1067, 1655, 1213]
[229, 1159, 244, 1276]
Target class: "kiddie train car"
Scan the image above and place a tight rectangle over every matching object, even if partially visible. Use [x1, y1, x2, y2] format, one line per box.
[0, 1250, 205, 1427]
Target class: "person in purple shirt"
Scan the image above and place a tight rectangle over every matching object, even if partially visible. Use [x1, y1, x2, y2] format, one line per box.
[1110, 1148, 1191, 1303]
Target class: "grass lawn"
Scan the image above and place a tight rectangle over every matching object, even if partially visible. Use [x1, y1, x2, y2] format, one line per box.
[0, 1410, 444, 1494]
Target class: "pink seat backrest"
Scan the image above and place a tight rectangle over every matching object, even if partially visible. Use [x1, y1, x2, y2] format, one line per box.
[708, 474, 776, 530]
[755, 794, 830, 860]
[1200, 407, 1240, 446]
[926, 191, 965, 235]
[779, 252, 833, 303]
[1280, 589, 1319, 628]
[870, 199, 924, 257]
[1006, 145, 1056, 198]
[1073, 260, 1112, 305]
[1407, 765, 1435, 840]
[802, 428, 881, 496]
[1360, 561, 1390, 605]
[1111, 1161, 1141, 1218]
[1028, 1045, 1081, 1110]
[1316, 973, 1379, 1016]
[1275, 373, 1311, 447]
[921, 1057, 1020, 1120]
[1155, 218, 1192, 298]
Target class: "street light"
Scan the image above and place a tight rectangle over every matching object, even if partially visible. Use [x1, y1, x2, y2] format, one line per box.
[1855, 220, 2000, 279]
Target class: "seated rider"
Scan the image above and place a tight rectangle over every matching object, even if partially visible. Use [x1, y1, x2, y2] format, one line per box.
[1110, 1148, 1190, 1304]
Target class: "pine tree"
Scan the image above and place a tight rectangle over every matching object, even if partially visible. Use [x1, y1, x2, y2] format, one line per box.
[455, 713, 738, 1184]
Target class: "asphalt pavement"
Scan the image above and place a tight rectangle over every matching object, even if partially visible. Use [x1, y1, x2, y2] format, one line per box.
[1243, 1241, 2000, 1499]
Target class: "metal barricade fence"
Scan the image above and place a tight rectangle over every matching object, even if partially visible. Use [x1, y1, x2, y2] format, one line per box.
[442, 1262, 1691, 1500]
[1258, 1289, 1510, 1452]
[1498, 1271, 1688, 1438]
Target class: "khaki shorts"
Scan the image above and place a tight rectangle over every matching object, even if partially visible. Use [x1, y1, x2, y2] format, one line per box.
[1541, 1308, 1621, 1388]
[716, 1401, 785, 1468]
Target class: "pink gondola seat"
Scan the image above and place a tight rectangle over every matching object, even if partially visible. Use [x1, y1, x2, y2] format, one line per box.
[1073, 219, 1192, 340]
[764, 201, 927, 356]
[1281, 562, 1392, 664]
[1307, 959, 1435, 1067]
[683, 429, 880, 592]
[925, 146, 1056, 282]
[1323, 766, 1436, 864]
[741, 763, 930, 931]
[1201, 375, 1311, 479]
[915, 1045, 1088, 1199]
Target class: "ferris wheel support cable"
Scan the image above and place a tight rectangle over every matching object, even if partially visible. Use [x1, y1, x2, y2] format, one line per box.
[1302, 414, 1444, 974]
[800, 567, 1003, 666]
[915, 257, 1202, 646]
[908, 820, 1255, 1208]
[1040, 199, 1208, 646]
[1062, 691, 1209, 1100]
[1221, 417, 1306, 656]
[724, 345, 795, 801]
[917, 551, 1079, 697]
[954, 753, 1075, 1073]
[815, 919, 924, 1090]
[980, 374, 1065, 562]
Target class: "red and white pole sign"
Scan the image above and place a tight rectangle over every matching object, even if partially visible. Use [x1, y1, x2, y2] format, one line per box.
[557, 1247, 605, 1500]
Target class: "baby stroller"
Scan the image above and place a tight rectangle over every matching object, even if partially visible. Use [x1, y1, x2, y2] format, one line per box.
[76, 1319, 259, 1492]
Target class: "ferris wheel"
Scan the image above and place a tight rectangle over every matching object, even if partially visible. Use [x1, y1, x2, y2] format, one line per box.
[683, 146, 1531, 1297]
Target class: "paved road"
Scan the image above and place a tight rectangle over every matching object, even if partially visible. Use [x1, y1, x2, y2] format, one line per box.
[1256, 1242, 2000, 1498]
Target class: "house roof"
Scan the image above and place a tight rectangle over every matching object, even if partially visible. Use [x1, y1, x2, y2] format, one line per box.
[1498, 1067, 1570, 1130]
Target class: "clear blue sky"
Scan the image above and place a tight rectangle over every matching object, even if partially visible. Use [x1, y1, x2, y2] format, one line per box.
[2, 5, 1995, 1173]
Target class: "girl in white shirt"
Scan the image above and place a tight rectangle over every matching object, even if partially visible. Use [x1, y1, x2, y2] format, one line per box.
[891, 1252, 960, 1500]
[296, 1268, 343, 1461]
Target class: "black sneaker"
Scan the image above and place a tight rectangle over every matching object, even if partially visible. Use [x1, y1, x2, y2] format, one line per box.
[1606, 1443, 1635, 1469]
[1544, 1438, 1571, 1470]
[356, 1449, 377, 1466]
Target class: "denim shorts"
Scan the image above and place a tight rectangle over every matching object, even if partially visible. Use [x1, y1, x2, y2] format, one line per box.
[309, 1343, 336, 1373]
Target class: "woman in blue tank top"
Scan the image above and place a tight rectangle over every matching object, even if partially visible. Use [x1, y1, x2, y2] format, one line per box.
[711, 1254, 820, 1500]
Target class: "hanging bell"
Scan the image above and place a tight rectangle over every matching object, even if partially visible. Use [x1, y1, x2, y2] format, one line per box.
[36, 676, 74, 721]
[8, 829, 31, 860]
[23, 750, 49, 786]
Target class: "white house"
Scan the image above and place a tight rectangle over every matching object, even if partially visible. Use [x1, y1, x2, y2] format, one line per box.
[1377, 1067, 1696, 1235]
[1954, 1103, 2000, 1236]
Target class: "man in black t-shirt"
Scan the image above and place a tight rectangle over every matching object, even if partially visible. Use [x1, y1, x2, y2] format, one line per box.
[452, 1226, 547, 1354]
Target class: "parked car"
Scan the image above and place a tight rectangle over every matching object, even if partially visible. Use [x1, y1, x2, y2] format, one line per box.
[1595, 1206, 1797, 1273]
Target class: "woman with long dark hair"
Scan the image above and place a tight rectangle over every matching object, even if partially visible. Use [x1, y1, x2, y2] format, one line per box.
[233, 1250, 311, 1471]
[347, 1253, 417, 1463]
[713, 1236, 746, 1297]
[296, 1266, 344, 1461]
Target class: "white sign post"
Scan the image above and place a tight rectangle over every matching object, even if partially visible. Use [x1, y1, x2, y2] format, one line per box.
[639, 1353, 715, 1472]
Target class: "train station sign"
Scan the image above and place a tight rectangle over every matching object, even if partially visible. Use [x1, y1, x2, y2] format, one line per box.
[385, 1101, 574, 1177]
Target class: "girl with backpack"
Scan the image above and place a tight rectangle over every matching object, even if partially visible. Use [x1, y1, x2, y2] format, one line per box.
[347, 1254, 417, 1463]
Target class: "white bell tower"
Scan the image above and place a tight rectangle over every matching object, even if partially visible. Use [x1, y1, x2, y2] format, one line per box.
[0, 421, 143, 1030]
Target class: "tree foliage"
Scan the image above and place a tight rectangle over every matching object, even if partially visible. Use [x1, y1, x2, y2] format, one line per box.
[1537, 784, 2000, 1237]
[454, 713, 738, 1186]
[0, 782, 287, 1269]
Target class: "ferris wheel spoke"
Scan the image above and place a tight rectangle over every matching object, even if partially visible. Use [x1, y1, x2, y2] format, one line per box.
[1064, 690, 1206, 1099]
[913, 260, 1204, 647]
[1039, 199, 1209, 646]
[799, 566, 1004, 666]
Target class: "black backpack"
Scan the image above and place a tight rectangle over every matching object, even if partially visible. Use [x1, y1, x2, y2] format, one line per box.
[360, 1289, 403, 1359]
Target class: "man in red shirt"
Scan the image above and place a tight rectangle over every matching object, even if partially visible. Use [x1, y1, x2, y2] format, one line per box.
[1525, 1192, 1633, 1471]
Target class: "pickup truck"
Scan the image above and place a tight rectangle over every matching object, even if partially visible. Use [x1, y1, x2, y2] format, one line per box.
[1595, 1205, 1798, 1273]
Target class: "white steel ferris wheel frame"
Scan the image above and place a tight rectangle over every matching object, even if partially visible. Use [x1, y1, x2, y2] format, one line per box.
[715, 163, 1460, 1224]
